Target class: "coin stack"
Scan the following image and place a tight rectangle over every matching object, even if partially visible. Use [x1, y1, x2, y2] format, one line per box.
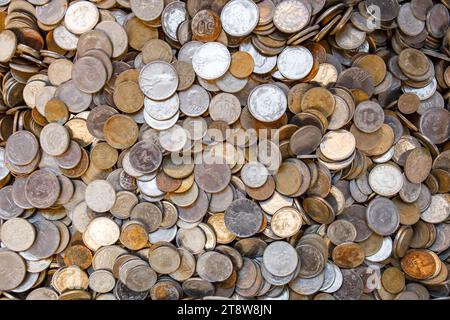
[0, 0, 449, 301]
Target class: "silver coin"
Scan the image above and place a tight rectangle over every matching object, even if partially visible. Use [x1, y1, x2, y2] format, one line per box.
[402, 77, 437, 100]
[241, 162, 269, 188]
[161, 1, 187, 42]
[277, 47, 313, 80]
[144, 111, 180, 131]
[221, 0, 259, 37]
[178, 84, 210, 117]
[248, 84, 287, 122]
[263, 241, 298, 277]
[192, 42, 231, 80]
[139, 61, 179, 101]
[144, 94, 179, 121]
[368, 163, 404, 197]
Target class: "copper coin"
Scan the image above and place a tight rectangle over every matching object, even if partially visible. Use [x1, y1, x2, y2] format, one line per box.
[191, 9, 221, 42]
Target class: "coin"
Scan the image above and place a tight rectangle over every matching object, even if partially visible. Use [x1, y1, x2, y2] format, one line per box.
[230, 51, 254, 79]
[0, 251, 27, 291]
[248, 84, 287, 122]
[139, 61, 179, 101]
[401, 250, 438, 280]
[25, 170, 61, 209]
[192, 42, 231, 80]
[5, 130, 39, 166]
[270, 207, 302, 238]
[85, 180, 116, 213]
[25, 220, 61, 259]
[369, 163, 404, 197]
[277, 47, 313, 80]
[224, 199, 263, 238]
[104, 115, 139, 150]
[273, 0, 310, 34]
[221, 0, 259, 37]
[0, 218, 36, 252]
[353, 101, 385, 134]
[40, 123, 70, 156]
[366, 197, 400, 236]
[72, 56, 107, 94]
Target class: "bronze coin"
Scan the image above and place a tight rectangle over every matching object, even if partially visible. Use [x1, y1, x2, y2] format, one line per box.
[191, 9, 221, 42]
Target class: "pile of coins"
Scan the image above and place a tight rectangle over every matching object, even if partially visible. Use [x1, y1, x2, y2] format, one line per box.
[0, 0, 449, 301]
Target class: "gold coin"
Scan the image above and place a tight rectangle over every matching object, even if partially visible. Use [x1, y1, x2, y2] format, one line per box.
[44, 99, 69, 124]
[301, 87, 336, 117]
[230, 51, 254, 79]
[90, 142, 118, 170]
[381, 267, 405, 294]
[119, 222, 149, 251]
[103, 114, 139, 150]
[113, 81, 144, 114]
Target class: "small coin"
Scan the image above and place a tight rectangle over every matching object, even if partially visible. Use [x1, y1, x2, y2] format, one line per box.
[332, 243, 365, 269]
[241, 162, 269, 189]
[230, 51, 254, 79]
[221, 0, 259, 37]
[273, 0, 310, 34]
[104, 115, 139, 150]
[369, 163, 404, 197]
[25, 170, 61, 209]
[5, 130, 39, 166]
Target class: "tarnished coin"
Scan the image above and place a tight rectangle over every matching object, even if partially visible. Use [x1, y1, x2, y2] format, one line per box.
[366, 197, 400, 236]
[263, 241, 298, 277]
[354, 101, 385, 134]
[327, 220, 357, 246]
[224, 199, 263, 238]
[128, 140, 162, 174]
[369, 163, 404, 197]
[241, 162, 268, 189]
[197, 251, 233, 282]
[270, 207, 302, 238]
[0, 218, 36, 252]
[194, 161, 231, 193]
[5, 131, 39, 166]
[85, 180, 116, 213]
[0, 251, 26, 291]
[25, 220, 61, 259]
[40, 123, 70, 156]
[25, 170, 61, 209]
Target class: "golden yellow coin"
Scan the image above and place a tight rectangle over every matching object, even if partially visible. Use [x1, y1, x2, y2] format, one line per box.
[103, 114, 139, 150]
[90, 142, 118, 170]
[45, 99, 69, 125]
[113, 81, 144, 114]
